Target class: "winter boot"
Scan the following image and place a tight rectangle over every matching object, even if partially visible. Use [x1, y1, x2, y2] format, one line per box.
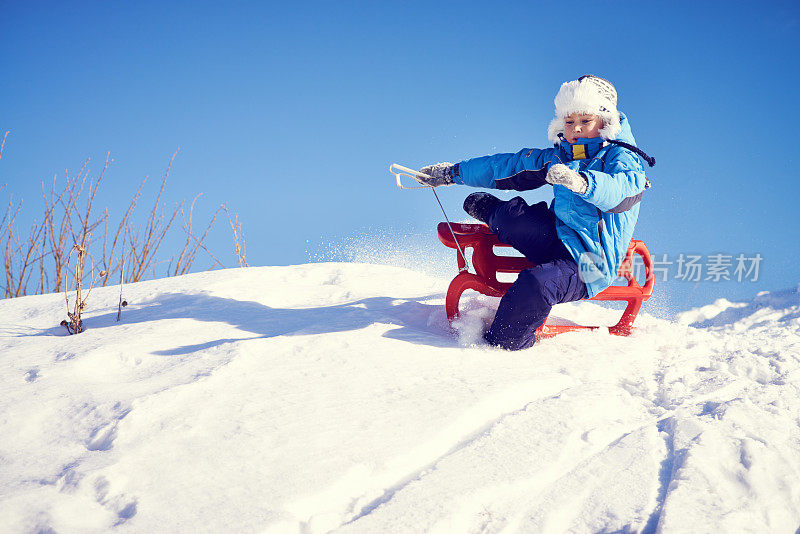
[463, 192, 501, 224]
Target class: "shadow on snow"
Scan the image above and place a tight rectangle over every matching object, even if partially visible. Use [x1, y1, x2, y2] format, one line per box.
[82, 292, 455, 354]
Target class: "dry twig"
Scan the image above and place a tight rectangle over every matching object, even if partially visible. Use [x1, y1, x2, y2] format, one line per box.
[173, 195, 224, 275]
[128, 151, 181, 282]
[0, 131, 8, 161]
[224, 204, 248, 268]
[102, 177, 146, 286]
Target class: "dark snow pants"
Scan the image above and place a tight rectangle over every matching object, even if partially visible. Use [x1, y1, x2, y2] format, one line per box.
[483, 197, 589, 350]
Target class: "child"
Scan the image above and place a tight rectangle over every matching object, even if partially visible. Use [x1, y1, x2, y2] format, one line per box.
[416, 75, 654, 350]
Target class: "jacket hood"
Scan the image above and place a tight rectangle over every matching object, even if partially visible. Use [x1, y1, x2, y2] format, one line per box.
[613, 112, 636, 145]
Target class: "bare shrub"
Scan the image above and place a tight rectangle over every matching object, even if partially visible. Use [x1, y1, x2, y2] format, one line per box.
[60, 154, 110, 333]
[101, 176, 145, 288]
[172, 193, 225, 276]
[0, 132, 51, 297]
[0, 135, 248, 334]
[126, 150, 182, 283]
[3, 198, 48, 298]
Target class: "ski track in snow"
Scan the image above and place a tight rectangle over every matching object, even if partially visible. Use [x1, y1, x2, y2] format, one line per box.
[0, 265, 798, 533]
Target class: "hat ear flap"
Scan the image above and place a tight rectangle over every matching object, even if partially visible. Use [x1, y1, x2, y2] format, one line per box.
[598, 111, 621, 140]
[547, 117, 565, 144]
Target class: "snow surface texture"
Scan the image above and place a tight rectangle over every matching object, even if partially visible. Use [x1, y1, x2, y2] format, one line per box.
[1, 264, 799, 533]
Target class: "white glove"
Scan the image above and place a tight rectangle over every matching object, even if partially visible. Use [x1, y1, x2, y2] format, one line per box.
[545, 163, 588, 194]
[417, 162, 454, 187]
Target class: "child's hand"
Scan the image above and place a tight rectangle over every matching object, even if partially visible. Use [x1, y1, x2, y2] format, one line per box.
[417, 162, 455, 187]
[546, 164, 588, 194]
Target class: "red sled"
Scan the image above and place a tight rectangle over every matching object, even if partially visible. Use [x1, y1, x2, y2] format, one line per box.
[437, 222, 654, 339]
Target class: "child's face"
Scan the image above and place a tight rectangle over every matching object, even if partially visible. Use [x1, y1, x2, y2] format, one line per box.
[563, 113, 603, 143]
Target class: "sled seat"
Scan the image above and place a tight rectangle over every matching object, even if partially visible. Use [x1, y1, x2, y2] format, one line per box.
[437, 222, 654, 339]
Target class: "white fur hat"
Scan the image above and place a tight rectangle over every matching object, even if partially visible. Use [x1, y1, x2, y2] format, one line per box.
[547, 75, 621, 143]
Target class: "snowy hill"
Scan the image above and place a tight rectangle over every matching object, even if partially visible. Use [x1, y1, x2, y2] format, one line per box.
[1, 264, 798, 533]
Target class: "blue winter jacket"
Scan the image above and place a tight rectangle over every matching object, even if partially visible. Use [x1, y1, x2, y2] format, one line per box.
[452, 112, 648, 297]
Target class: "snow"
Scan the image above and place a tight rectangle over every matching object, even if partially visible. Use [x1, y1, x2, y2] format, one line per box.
[1, 263, 799, 533]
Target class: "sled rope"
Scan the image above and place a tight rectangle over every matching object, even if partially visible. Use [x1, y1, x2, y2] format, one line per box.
[430, 187, 470, 273]
[389, 163, 470, 272]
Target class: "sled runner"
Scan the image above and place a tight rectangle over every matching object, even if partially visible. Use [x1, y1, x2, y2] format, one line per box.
[437, 222, 654, 338]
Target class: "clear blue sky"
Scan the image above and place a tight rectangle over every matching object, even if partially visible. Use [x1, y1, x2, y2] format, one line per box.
[2, 0, 799, 313]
